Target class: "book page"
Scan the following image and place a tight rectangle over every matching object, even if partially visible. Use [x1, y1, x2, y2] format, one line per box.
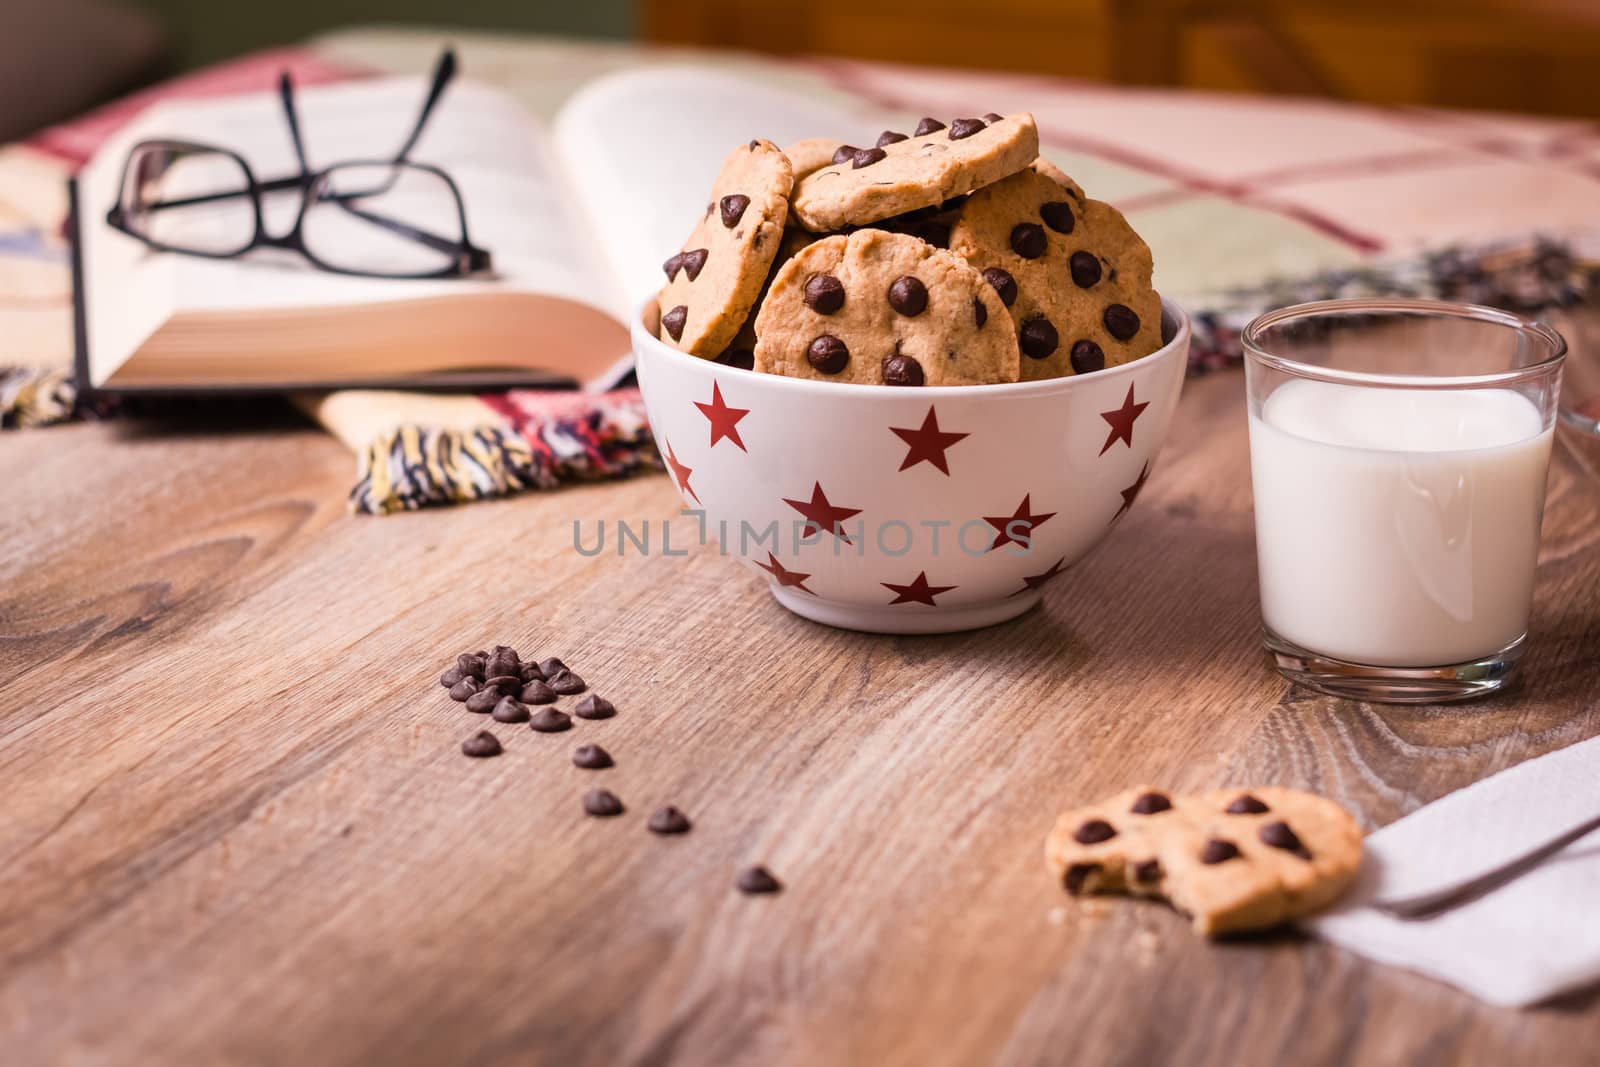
[551, 68, 883, 310]
[79, 76, 627, 384]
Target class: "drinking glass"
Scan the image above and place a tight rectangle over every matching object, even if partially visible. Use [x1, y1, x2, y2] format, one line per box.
[1243, 299, 1566, 703]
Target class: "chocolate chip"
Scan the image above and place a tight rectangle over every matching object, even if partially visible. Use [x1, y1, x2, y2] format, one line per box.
[748, 139, 760, 150]
[831, 144, 861, 165]
[485, 652, 518, 681]
[887, 275, 928, 316]
[1130, 791, 1172, 815]
[520, 679, 556, 704]
[461, 731, 501, 758]
[538, 657, 567, 677]
[464, 688, 500, 714]
[1073, 819, 1116, 845]
[529, 707, 572, 733]
[662, 305, 687, 341]
[547, 669, 586, 695]
[1064, 862, 1100, 894]
[448, 679, 479, 702]
[973, 297, 987, 327]
[1069, 339, 1104, 374]
[716, 347, 755, 370]
[1259, 820, 1311, 858]
[1020, 317, 1059, 359]
[881, 354, 925, 387]
[1226, 794, 1270, 815]
[719, 194, 750, 228]
[574, 694, 616, 720]
[804, 274, 845, 314]
[1135, 859, 1163, 883]
[1010, 223, 1047, 259]
[680, 248, 708, 282]
[1201, 839, 1241, 864]
[913, 117, 946, 136]
[440, 665, 466, 688]
[982, 112, 1003, 123]
[981, 266, 1017, 306]
[456, 653, 486, 680]
[584, 788, 624, 817]
[491, 696, 529, 723]
[948, 117, 986, 140]
[1104, 303, 1140, 340]
[661, 252, 684, 280]
[808, 335, 849, 375]
[1069, 251, 1101, 288]
[519, 661, 544, 683]
[648, 806, 692, 835]
[737, 866, 782, 894]
[484, 674, 522, 695]
[852, 147, 887, 169]
[1040, 201, 1075, 234]
[572, 743, 613, 769]
[875, 130, 908, 147]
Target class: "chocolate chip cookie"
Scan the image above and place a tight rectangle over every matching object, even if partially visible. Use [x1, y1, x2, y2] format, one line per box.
[753, 230, 1020, 386]
[949, 163, 1163, 380]
[657, 139, 794, 358]
[1044, 786, 1363, 935]
[790, 114, 1039, 231]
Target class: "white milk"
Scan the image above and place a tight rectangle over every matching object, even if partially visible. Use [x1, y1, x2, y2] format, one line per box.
[1249, 379, 1552, 667]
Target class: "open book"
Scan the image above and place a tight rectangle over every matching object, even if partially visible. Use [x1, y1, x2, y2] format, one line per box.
[71, 67, 884, 393]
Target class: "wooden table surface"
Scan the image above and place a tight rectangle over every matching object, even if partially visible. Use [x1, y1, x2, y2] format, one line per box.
[3, 370, 1598, 1066]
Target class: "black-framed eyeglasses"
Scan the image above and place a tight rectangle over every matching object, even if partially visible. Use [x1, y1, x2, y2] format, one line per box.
[105, 49, 493, 279]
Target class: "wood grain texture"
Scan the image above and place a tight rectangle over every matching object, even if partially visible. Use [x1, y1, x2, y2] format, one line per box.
[1, 372, 1597, 1066]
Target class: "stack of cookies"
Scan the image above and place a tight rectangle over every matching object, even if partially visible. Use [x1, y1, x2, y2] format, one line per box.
[654, 114, 1163, 387]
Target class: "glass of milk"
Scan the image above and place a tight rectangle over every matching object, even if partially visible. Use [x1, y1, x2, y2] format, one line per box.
[1244, 299, 1566, 703]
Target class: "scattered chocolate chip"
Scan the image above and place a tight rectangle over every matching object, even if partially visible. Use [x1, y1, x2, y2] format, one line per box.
[520, 679, 556, 704]
[648, 806, 692, 835]
[464, 688, 500, 714]
[519, 661, 544, 683]
[808, 335, 849, 375]
[492, 696, 529, 723]
[981, 266, 1017, 306]
[448, 679, 479, 702]
[1069, 339, 1104, 374]
[1130, 791, 1172, 815]
[680, 248, 709, 281]
[1009, 223, 1047, 259]
[982, 112, 1004, 123]
[530, 707, 572, 733]
[538, 657, 567, 677]
[737, 866, 782, 894]
[716, 347, 755, 370]
[1201, 839, 1241, 864]
[440, 665, 466, 688]
[572, 743, 614, 769]
[1259, 821, 1310, 858]
[948, 117, 987, 140]
[490, 643, 518, 662]
[584, 788, 624, 817]
[913, 117, 946, 136]
[1074, 819, 1117, 845]
[875, 130, 908, 147]
[719, 194, 750, 228]
[887, 275, 928, 316]
[461, 731, 501, 758]
[1020, 316, 1059, 359]
[1226, 794, 1270, 815]
[973, 296, 987, 327]
[748, 138, 760, 150]
[831, 144, 861, 165]
[1135, 859, 1163, 883]
[574, 694, 616, 720]
[547, 669, 586, 695]
[661, 252, 684, 279]
[1064, 862, 1099, 894]
[1104, 303, 1140, 340]
[662, 305, 687, 341]
[457, 653, 486, 680]
[804, 274, 846, 314]
[1040, 201, 1075, 234]
[484, 674, 522, 695]
[1069, 251, 1102, 288]
[881, 354, 925, 387]
[851, 147, 887, 169]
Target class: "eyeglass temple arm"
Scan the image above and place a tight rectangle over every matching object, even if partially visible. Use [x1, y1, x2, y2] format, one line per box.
[278, 72, 312, 175]
[391, 48, 457, 163]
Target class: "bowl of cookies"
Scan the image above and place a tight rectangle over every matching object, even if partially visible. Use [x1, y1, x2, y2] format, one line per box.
[635, 113, 1190, 634]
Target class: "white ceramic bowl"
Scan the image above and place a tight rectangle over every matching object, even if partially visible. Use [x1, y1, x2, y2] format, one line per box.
[634, 299, 1191, 633]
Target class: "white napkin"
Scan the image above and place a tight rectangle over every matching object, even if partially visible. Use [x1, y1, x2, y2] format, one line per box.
[1307, 733, 1600, 1008]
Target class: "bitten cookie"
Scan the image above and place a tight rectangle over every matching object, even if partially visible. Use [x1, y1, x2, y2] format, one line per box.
[949, 163, 1163, 380]
[790, 114, 1039, 231]
[657, 139, 794, 358]
[753, 230, 1020, 387]
[1044, 786, 1363, 935]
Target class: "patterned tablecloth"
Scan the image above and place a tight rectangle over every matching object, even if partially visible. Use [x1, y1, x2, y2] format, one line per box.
[2, 28, 1595, 510]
